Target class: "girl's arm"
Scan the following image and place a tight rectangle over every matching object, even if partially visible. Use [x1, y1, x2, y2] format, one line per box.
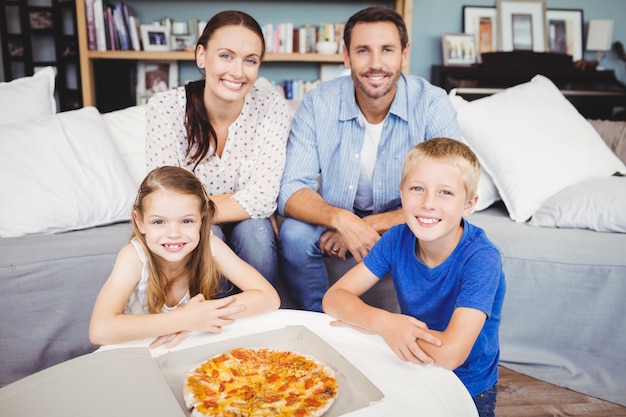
[89, 243, 246, 346]
[323, 262, 442, 364]
[211, 235, 281, 316]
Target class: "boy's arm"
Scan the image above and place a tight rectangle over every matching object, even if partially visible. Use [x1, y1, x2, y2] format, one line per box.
[322, 263, 442, 364]
[416, 307, 487, 370]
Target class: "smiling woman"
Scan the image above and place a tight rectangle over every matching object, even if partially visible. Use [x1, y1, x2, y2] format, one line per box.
[144, 10, 291, 290]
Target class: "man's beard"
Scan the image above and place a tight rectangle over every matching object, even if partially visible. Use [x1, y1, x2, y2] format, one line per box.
[352, 70, 400, 100]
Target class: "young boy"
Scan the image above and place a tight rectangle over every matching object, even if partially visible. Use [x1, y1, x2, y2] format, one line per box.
[322, 137, 506, 417]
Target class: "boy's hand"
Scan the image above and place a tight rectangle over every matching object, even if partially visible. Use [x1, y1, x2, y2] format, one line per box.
[378, 314, 442, 365]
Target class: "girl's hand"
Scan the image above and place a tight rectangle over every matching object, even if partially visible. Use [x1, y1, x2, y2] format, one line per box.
[378, 313, 442, 365]
[149, 330, 191, 349]
[185, 294, 246, 333]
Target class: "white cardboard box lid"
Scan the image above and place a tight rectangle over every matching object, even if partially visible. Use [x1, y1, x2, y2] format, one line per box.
[158, 325, 386, 417]
[0, 347, 185, 417]
[0, 326, 385, 417]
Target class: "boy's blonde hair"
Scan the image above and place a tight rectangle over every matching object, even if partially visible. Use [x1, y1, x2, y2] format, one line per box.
[400, 137, 481, 203]
[132, 166, 221, 314]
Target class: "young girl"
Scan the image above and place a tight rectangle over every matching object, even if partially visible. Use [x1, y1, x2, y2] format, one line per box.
[89, 166, 280, 348]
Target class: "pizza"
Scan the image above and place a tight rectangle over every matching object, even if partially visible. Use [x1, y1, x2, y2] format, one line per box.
[183, 347, 339, 417]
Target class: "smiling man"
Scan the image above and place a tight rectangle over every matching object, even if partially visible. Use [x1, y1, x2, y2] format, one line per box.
[278, 6, 462, 312]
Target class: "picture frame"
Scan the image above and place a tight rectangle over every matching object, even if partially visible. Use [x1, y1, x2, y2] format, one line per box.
[171, 34, 195, 51]
[442, 33, 478, 66]
[29, 10, 54, 30]
[546, 8, 583, 61]
[496, 0, 547, 52]
[136, 61, 179, 105]
[140, 24, 171, 52]
[462, 6, 498, 59]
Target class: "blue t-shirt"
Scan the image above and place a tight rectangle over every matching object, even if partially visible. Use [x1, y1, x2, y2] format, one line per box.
[363, 220, 506, 396]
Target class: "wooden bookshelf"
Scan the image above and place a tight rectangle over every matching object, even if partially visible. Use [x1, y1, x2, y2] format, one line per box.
[75, 0, 413, 108]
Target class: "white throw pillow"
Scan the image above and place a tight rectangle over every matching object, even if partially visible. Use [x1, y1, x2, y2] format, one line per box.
[448, 89, 501, 212]
[0, 107, 136, 237]
[103, 104, 148, 186]
[456, 75, 626, 222]
[0, 67, 56, 125]
[529, 176, 626, 233]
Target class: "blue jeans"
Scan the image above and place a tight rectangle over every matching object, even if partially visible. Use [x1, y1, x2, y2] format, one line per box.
[279, 218, 330, 312]
[212, 218, 278, 287]
[472, 383, 497, 417]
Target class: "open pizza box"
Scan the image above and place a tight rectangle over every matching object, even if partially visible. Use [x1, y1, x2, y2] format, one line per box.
[0, 326, 386, 417]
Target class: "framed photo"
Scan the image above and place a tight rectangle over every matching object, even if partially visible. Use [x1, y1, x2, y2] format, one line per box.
[7, 39, 24, 57]
[546, 9, 583, 61]
[442, 33, 478, 66]
[136, 61, 179, 104]
[496, 0, 547, 52]
[140, 24, 171, 52]
[462, 6, 497, 58]
[171, 34, 195, 51]
[29, 10, 53, 30]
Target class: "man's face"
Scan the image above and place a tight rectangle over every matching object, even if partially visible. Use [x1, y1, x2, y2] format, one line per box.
[344, 21, 408, 101]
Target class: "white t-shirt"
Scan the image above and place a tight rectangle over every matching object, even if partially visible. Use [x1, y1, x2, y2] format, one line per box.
[354, 113, 384, 211]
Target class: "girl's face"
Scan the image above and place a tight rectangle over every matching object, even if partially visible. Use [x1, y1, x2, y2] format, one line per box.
[196, 25, 263, 103]
[134, 189, 203, 264]
[400, 157, 476, 245]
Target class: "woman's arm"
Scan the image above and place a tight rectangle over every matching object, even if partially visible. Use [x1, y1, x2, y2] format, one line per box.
[211, 235, 281, 315]
[145, 90, 186, 171]
[230, 94, 291, 219]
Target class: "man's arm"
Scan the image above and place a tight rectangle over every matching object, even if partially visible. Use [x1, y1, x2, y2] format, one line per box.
[285, 189, 402, 262]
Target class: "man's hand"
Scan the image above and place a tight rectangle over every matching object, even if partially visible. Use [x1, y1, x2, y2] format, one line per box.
[328, 211, 381, 262]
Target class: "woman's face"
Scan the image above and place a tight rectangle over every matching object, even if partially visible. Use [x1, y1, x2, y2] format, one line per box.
[196, 25, 263, 104]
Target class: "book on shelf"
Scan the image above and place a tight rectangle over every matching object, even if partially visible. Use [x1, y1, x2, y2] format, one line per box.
[112, 3, 130, 50]
[86, 1, 141, 51]
[128, 15, 141, 51]
[84, 0, 97, 50]
[92, 0, 106, 51]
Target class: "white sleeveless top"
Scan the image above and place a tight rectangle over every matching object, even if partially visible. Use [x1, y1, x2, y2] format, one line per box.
[124, 238, 191, 314]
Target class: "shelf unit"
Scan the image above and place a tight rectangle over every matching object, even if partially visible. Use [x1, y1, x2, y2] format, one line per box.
[75, 0, 412, 109]
[1, 0, 82, 110]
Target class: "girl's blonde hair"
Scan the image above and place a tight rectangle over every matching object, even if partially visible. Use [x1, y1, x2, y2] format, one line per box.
[132, 166, 220, 313]
[400, 138, 481, 203]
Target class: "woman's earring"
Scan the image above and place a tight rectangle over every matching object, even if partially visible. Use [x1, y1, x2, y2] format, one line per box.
[198, 63, 204, 68]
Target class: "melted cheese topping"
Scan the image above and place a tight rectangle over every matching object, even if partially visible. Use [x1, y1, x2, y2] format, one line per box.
[184, 348, 339, 417]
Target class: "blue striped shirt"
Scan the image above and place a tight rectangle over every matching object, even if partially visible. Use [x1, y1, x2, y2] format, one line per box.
[278, 74, 461, 216]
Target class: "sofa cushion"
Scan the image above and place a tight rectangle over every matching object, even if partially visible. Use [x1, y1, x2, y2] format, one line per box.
[456, 75, 626, 222]
[529, 176, 626, 232]
[103, 104, 148, 186]
[0, 67, 56, 125]
[0, 222, 132, 386]
[0, 107, 136, 237]
[448, 89, 501, 212]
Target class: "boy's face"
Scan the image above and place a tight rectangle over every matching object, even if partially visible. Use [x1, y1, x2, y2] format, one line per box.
[400, 157, 477, 245]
